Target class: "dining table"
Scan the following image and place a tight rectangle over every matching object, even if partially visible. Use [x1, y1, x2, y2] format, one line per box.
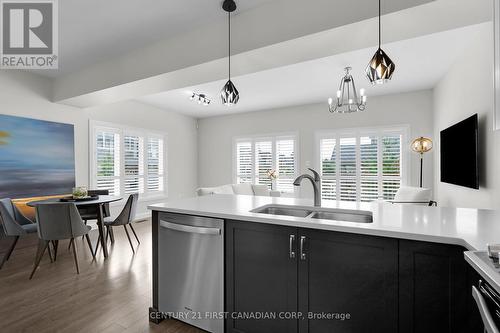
[27, 195, 123, 258]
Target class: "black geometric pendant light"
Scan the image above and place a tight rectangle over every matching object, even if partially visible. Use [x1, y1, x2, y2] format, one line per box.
[221, 0, 240, 106]
[366, 0, 395, 84]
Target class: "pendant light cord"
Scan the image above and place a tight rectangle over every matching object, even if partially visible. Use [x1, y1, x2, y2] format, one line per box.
[228, 11, 231, 80]
[378, 0, 381, 49]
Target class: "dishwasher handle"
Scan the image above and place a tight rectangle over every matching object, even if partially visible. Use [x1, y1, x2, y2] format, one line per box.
[160, 220, 221, 235]
[473, 285, 500, 333]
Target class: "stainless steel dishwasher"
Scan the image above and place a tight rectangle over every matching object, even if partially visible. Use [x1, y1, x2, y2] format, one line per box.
[158, 212, 224, 333]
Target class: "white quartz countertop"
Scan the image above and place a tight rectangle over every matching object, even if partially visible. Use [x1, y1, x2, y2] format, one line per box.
[148, 194, 500, 251]
[464, 251, 500, 293]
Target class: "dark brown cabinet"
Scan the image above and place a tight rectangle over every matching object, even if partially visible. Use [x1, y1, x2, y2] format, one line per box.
[225, 220, 483, 333]
[298, 228, 398, 333]
[399, 240, 469, 333]
[225, 221, 298, 333]
[226, 221, 398, 333]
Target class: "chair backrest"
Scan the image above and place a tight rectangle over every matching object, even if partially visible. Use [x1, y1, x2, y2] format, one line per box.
[393, 186, 432, 204]
[88, 189, 109, 196]
[80, 189, 111, 217]
[35, 203, 89, 240]
[0, 198, 26, 236]
[112, 193, 139, 225]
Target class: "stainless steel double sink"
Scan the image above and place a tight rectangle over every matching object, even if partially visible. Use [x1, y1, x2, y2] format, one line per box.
[251, 204, 373, 223]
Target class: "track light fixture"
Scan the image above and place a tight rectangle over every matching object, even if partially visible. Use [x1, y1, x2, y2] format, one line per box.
[189, 93, 211, 106]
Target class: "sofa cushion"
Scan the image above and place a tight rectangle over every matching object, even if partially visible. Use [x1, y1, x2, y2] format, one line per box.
[196, 187, 216, 196]
[252, 184, 270, 196]
[213, 184, 234, 195]
[232, 183, 254, 195]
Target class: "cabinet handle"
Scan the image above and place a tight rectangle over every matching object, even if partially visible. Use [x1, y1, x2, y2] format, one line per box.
[300, 236, 306, 260]
[289, 235, 296, 259]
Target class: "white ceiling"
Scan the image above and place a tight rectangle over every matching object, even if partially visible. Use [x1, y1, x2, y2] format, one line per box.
[49, 0, 274, 76]
[136, 23, 484, 118]
[40, 0, 435, 78]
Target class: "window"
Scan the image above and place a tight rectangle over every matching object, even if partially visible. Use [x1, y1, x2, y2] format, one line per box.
[234, 135, 297, 193]
[92, 122, 166, 198]
[318, 127, 407, 202]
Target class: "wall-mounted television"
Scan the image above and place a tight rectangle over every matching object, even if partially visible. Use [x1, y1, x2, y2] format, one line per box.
[440, 114, 479, 189]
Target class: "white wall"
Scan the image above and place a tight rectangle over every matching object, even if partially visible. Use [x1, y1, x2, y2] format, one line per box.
[433, 22, 499, 209]
[0, 71, 198, 217]
[198, 90, 434, 199]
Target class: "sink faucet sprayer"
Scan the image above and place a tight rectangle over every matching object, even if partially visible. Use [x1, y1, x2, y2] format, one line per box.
[293, 168, 321, 207]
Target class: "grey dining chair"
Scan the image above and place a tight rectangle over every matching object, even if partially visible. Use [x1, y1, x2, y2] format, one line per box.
[70, 189, 111, 247]
[95, 193, 139, 254]
[30, 202, 95, 279]
[0, 198, 38, 269]
[79, 189, 111, 222]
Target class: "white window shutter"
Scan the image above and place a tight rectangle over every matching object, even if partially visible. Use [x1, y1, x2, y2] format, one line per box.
[381, 135, 402, 200]
[339, 137, 357, 201]
[319, 129, 404, 202]
[236, 141, 253, 183]
[95, 130, 120, 195]
[320, 138, 337, 201]
[234, 135, 298, 194]
[276, 139, 295, 193]
[124, 135, 144, 194]
[255, 140, 273, 188]
[147, 137, 164, 193]
[360, 136, 378, 202]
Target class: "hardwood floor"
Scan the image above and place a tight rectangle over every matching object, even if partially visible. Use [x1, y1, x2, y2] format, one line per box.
[0, 220, 204, 333]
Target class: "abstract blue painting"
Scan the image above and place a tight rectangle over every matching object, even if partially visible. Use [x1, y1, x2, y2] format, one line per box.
[0, 114, 75, 199]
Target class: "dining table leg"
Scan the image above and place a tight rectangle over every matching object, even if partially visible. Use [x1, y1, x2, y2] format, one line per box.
[97, 204, 108, 258]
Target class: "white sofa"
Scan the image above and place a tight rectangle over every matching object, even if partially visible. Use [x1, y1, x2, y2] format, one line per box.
[196, 183, 281, 197]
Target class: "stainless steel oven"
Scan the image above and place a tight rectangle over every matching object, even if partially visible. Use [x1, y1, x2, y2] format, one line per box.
[158, 212, 224, 333]
[473, 280, 500, 333]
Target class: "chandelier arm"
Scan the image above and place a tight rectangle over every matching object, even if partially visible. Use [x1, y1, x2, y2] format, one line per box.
[351, 77, 359, 105]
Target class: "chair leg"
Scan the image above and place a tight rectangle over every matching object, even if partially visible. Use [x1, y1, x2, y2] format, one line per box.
[129, 224, 140, 244]
[105, 226, 110, 244]
[109, 226, 115, 243]
[68, 238, 73, 250]
[52, 240, 59, 261]
[94, 234, 101, 255]
[82, 220, 88, 240]
[47, 242, 54, 263]
[123, 225, 135, 253]
[0, 236, 19, 269]
[85, 234, 96, 260]
[70, 238, 79, 274]
[29, 240, 49, 280]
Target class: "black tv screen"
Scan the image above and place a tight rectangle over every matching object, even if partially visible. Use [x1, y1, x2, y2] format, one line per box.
[440, 114, 479, 189]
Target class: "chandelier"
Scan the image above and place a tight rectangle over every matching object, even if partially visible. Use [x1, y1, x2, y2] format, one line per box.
[328, 67, 367, 113]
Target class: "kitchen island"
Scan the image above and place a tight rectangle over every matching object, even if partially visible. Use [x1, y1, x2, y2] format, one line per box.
[149, 194, 498, 333]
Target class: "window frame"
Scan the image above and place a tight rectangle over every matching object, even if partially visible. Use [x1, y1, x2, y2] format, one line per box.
[232, 132, 299, 194]
[90, 120, 167, 200]
[315, 125, 410, 202]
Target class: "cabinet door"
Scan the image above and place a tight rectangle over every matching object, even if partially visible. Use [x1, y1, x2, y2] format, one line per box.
[225, 220, 298, 333]
[298, 229, 398, 333]
[399, 240, 468, 333]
